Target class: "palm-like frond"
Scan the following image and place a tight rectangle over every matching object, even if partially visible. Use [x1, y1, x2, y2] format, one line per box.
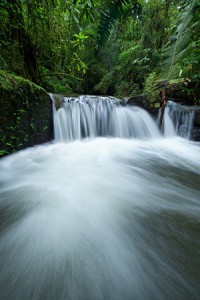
[160, 0, 199, 80]
[97, 0, 140, 45]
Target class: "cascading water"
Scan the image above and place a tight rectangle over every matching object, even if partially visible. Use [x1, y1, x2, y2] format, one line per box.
[50, 94, 160, 141]
[161, 101, 195, 139]
[0, 95, 200, 300]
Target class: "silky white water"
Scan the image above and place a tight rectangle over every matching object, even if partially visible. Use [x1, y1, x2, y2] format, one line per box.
[0, 97, 200, 300]
[51, 95, 160, 141]
[161, 101, 195, 139]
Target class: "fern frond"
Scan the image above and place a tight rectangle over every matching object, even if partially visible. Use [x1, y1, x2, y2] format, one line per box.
[160, 0, 199, 80]
[97, 0, 140, 45]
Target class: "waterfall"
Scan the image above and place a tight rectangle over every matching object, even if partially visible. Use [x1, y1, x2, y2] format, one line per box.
[162, 101, 195, 139]
[0, 95, 200, 300]
[50, 94, 160, 141]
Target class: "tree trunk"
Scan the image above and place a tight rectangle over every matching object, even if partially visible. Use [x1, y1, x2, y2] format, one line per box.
[6, 0, 38, 83]
[159, 88, 166, 130]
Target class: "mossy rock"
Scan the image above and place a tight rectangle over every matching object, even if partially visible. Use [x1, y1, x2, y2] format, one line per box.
[0, 71, 53, 157]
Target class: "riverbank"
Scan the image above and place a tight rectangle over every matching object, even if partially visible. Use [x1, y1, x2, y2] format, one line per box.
[0, 71, 53, 157]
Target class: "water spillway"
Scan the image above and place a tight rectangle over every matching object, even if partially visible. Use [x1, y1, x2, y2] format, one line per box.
[50, 95, 160, 141]
[0, 96, 200, 300]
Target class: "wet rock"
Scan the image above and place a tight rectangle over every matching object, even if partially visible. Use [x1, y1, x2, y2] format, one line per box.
[190, 128, 200, 142]
[193, 108, 200, 127]
[0, 71, 53, 157]
[127, 95, 158, 117]
[127, 95, 149, 108]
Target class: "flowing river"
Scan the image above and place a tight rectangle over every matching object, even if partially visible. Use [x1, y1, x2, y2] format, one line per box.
[0, 96, 199, 300]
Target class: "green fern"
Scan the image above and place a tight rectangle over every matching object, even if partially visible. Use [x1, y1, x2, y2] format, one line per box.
[97, 0, 141, 45]
[160, 0, 199, 80]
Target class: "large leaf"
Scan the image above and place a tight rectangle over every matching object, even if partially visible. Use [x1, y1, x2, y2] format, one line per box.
[160, 0, 199, 80]
[97, 0, 141, 45]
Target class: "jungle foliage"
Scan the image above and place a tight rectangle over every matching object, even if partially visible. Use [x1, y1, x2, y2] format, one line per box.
[0, 0, 199, 103]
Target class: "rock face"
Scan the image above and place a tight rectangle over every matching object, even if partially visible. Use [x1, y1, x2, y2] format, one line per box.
[126, 95, 148, 108]
[0, 71, 53, 157]
[194, 109, 200, 127]
[190, 128, 200, 141]
[191, 108, 200, 141]
[126, 95, 159, 117]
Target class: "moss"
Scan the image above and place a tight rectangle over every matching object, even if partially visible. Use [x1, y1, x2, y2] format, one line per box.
[0, 71, 53, 157]
[0, 70, 45, 92]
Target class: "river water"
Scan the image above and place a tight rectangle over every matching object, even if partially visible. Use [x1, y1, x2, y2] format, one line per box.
[0, 96, 199, 299]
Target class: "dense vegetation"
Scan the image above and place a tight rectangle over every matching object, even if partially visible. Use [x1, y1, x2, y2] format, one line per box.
[0, 0, 199, 155]
[0, 0, 199, 101]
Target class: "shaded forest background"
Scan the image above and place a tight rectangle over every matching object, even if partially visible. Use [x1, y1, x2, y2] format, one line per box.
[0, 0, 199, 102]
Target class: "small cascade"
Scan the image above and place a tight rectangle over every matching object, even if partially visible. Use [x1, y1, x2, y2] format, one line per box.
[162, 101, 195, 139]
[50, 94, 160, 141]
